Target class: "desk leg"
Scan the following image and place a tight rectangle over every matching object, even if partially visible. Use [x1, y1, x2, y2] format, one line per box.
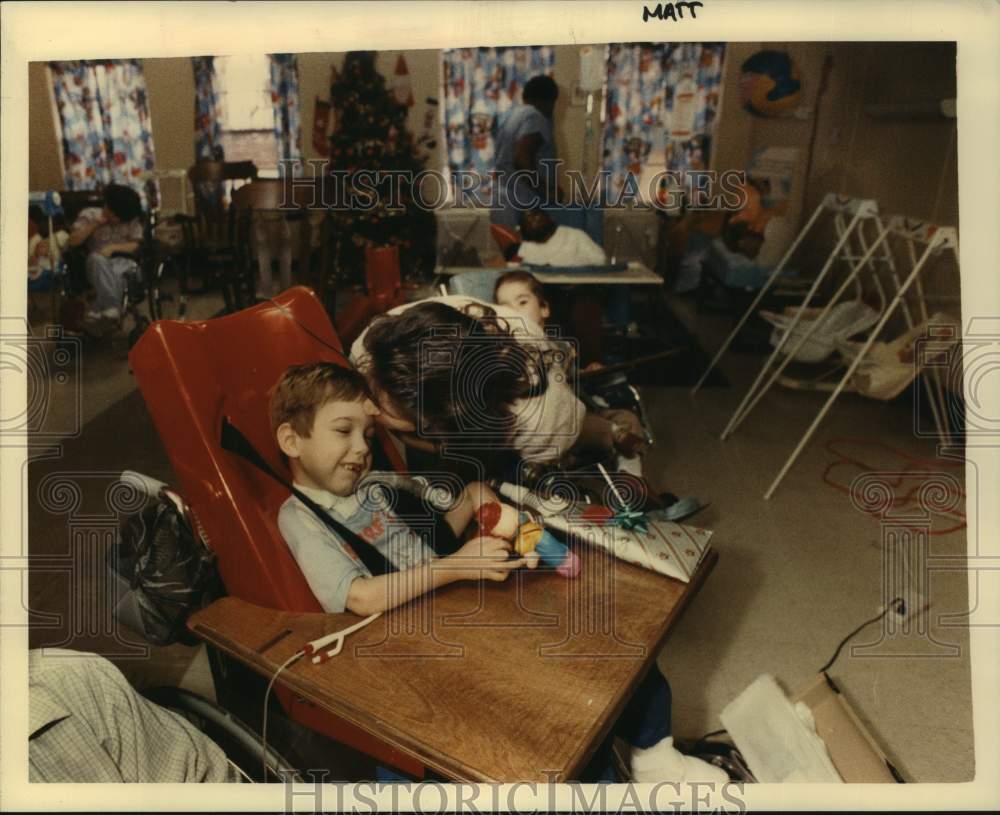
[570, 293, 604, 365]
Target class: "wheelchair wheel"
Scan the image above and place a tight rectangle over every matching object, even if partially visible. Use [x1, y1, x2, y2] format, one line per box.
[149, 256, 188, 321]
[128, 315, 150, 349]
[143, 686, 302, 783]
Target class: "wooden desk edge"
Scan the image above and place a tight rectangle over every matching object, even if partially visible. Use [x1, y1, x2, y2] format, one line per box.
[186, 615, 484, 781]
[189, 549, 718, 782]
[562, 549, 719, 780]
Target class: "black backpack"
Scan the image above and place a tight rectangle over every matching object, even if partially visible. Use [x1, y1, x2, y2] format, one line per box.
[109, 489, 222, 647]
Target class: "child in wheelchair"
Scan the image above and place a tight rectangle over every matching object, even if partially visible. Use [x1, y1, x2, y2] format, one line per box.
[67, 183, 144, 323]
[494, 270, 705, 519]
[493, 270, 649, 460]
[270, 362, 537, 617]
[269, 361, 726, 784]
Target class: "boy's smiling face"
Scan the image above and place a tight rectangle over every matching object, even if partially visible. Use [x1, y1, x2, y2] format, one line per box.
[278, 397, 379, 496]
[496, 279, 550, 331]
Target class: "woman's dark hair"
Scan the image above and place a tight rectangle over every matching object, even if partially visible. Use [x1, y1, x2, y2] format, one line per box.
[103, 184, 142, 222]
[361, 301, 548, 442]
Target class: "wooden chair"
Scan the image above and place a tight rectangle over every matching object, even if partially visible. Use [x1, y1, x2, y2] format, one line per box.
[227, 177, 339, 311]
[179, 160, 258, 308]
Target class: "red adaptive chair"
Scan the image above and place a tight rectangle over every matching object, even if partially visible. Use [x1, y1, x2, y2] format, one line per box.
[128, 285, 422, 775]
[364, 244, 406, 312]
[489, 223, 521, 261]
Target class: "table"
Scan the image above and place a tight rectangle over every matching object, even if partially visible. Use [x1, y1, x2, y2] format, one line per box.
[435, 262, 664, 364]
[187, 544, 717, 782]
[436, 260, 663, 287]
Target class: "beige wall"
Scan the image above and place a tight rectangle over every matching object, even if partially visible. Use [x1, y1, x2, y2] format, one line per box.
[28, 63, 62, 191]
[143, 57, 198, 173]
[741, 42, 959, 302]
[809, 42, 958, 226]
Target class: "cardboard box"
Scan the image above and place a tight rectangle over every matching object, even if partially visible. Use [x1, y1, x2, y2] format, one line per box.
[791, 673, 901, 783]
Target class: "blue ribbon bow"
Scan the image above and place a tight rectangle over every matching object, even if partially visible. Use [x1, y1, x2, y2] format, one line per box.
[609, 507, 648, 534]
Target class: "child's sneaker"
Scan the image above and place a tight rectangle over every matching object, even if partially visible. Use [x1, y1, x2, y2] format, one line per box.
[630, 736, 730, 784]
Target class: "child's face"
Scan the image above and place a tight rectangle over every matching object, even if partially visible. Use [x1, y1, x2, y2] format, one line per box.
[280, 398, 378, 496]
[496, 280, 550, 330]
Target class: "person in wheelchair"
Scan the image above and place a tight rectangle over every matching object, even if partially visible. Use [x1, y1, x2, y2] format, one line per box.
[67, 183, 143, 322]
[29, 649, 239, 783]
[270, 362, 535, 616]
[493, 270, 706, 520]
[493, 270, 647, 462]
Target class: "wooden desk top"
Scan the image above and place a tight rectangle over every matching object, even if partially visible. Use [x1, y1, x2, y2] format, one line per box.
[188, 545, 717, 782]
[436, 261, 663, 286]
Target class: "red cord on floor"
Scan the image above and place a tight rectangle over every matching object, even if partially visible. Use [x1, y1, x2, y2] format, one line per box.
[822, 437, 966, 536]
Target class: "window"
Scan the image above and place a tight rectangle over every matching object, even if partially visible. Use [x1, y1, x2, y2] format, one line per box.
[214, 54, 278, 173]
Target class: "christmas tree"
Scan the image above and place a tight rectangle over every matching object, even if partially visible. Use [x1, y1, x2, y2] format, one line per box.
[328, 51, 436, 286]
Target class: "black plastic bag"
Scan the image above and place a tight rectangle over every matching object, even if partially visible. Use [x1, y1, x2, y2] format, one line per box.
[109, 492, 222, 646]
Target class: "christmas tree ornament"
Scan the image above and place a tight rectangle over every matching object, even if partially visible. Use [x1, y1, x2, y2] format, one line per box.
[391, 54, 415, 107]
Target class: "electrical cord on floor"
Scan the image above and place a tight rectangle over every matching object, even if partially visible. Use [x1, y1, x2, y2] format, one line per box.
[822, 438, 966, 536]
[818, 596, 904, 675]
[695, 596, 906, 745]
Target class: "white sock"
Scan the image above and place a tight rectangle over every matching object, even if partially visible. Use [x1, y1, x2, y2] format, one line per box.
[630, 736, 729, 784]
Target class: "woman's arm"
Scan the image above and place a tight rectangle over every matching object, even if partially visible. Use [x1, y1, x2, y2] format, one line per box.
[68, 217, 102, 248]
[98, 241, 141, 257]
[344, 535, 523, 616]
[575, 411, 616, 454]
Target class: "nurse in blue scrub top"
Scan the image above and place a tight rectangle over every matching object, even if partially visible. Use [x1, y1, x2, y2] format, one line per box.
[491, 75, 561, 230]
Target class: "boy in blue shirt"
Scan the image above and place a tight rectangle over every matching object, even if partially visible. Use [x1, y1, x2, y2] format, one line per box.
[272, 362, 532, 615]
[271, 361, 726, 784]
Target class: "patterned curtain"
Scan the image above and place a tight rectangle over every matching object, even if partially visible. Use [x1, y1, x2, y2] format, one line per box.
[48, 60, 157, 195]
[442, 46, 555, 198]
[603, 43, 725, 199]
[191, 56, 224, 160]
[268, 54, 303, 169]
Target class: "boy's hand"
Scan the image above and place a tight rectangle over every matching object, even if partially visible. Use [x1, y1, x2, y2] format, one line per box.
[445, 535, 525, 582]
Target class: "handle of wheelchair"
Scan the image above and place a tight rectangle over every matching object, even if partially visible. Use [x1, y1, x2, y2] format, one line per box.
[120, 470, 169, 500]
